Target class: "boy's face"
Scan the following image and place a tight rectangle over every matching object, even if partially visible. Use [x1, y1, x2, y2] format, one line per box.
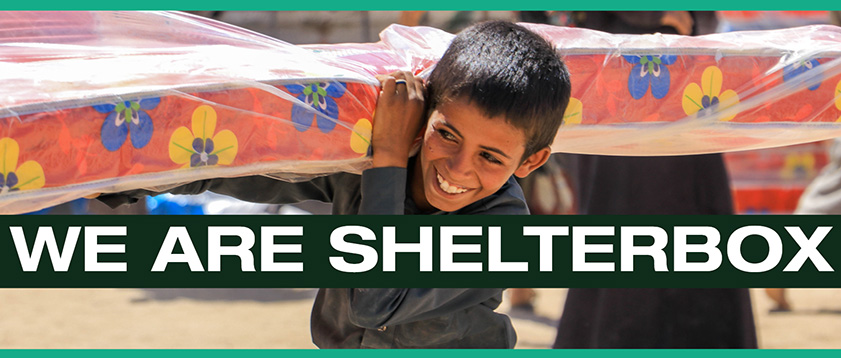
[412, 97, 550, 212]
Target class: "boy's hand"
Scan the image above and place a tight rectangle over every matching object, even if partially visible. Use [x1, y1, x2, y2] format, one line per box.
[371, 71, 426, 168]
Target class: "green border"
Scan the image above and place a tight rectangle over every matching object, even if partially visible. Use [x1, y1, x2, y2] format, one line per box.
[6, 2, 841, 10]
[3, 2, 840, 355]
[1, 350, 841, 357]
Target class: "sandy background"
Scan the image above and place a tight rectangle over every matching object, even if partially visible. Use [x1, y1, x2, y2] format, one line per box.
[0, 288, 836, 349]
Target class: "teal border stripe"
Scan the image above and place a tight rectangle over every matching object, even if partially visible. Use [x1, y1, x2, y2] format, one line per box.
[8, 2, 841, 10]
[2, 350, 841, 357]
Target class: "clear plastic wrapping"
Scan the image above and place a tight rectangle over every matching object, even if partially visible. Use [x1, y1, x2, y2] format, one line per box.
[525, 24, 841, 155]
[2, 11, 841, 214]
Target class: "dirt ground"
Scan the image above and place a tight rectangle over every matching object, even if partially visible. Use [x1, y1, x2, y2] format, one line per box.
[0, 288, 837, 349]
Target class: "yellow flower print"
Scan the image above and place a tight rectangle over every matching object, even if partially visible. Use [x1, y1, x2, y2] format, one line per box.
[780, 153, 816, 180]
[350, 118, 372, 156]
[169, 105, 238, 168]
[682, 66, 741, 121]
[835, 79, 841, 121]
[0, 137, 45, 193]
[563, 98, 583, 125]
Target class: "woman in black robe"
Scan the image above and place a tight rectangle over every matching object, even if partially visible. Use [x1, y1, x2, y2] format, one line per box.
[555, 154, 756, 348]
[517, 11, 758, 348]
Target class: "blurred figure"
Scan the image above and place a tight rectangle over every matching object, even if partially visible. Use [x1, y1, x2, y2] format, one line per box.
[518, 11, 574, 26]
[398, 11, 426, 26]
[778, 137, 841, 312]
[508, 288, 537, 312]
[398, 11, 492, 33]
[764, 288, 793, 312]
[569, 11, 710, 35]
[517, 155, 576, 215]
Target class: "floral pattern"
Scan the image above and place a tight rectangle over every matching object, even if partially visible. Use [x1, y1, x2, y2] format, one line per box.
[285, 81, 347, 133]
[783, 58, 821, 91]
[682, 66, 741, 121]
[835, 79, 841, 121]
[563, 98, 583, 125]
[0, 137, 45, 194]
[624, 55, 677, 100]
[93, 97, 159, 151]
[780, 152, 815, 180]
[350, 118, 372, 156]
[169, 105, 238, 168]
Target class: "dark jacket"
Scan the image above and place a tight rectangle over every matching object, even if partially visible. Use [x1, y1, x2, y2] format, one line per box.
[100, 164, 527, 348]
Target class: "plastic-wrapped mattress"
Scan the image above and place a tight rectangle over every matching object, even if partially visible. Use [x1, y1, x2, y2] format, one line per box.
[2, 11, 841, 214]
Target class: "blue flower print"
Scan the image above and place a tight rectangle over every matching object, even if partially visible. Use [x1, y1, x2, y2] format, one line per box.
[783, 59, 821, 91]
[93, 97, 159, 151]
[624, 55, 677, 100]
[285, 82, 347, 133]
[190, 137, 219, 167]
[0, 171, 18, 193]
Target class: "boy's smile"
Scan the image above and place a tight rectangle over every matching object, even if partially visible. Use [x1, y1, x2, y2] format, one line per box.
[411, 97, 549, 212]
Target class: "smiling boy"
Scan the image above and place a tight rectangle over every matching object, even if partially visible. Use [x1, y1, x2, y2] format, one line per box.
[101, 20, 570, 348]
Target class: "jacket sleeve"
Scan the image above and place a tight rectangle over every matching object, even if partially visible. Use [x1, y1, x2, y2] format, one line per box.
[358, 167, 407, 215]
[97, 174, 338, 209]
[346, 288, 503, 329]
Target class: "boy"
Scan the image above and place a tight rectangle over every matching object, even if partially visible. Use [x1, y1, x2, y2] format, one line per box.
[101, 21, 570, 348]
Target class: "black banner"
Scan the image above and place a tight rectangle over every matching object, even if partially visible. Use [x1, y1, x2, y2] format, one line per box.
[0, 215, 837, 287]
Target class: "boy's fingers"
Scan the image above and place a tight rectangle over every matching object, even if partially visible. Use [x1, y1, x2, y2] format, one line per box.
[377, 72, 422, 100]
[381, 77, 396, 97]
[413, 76, 425, 99]
[387, 70, 410, 80]
[376, 74, 396, 84]
[394, 80, 408, 98]
[399, 78, 415, 98]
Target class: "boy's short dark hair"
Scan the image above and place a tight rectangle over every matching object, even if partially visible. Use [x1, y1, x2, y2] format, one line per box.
[426, 20, 571, 160]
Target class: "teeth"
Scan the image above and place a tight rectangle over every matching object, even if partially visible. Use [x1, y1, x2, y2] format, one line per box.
[437, 173, 468, 194]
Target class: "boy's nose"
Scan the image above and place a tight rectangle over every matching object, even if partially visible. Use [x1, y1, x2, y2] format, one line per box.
[446, 151, 474, 180]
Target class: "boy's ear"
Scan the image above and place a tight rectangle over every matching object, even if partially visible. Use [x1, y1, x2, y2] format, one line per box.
[514, 147, 551, 178]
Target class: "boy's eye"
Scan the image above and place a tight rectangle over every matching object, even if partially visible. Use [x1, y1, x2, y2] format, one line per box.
[438, 129, 457, 141]
[481, 152, 502, 165]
